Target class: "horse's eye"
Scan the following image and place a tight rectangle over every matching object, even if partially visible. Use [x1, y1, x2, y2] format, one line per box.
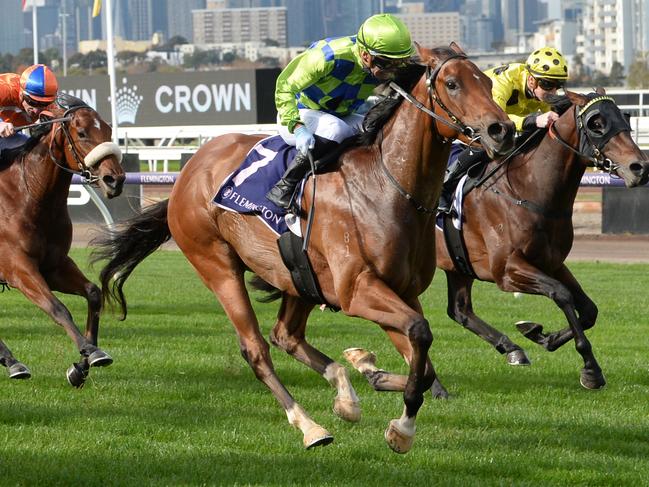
[446, 80, 458, 90]
[587, 117, 604, 132]
[78, 129, 88, 139]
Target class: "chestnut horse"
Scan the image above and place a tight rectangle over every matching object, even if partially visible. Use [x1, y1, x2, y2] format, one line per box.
[93, 45, 514, 453]
[345, 89, 649, 392]
[0, 94, 124, 388]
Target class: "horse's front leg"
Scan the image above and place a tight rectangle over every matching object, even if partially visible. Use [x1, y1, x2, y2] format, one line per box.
[516, 264, 598, 352]
[45, 256, 103, 346]
[0, 338, 31, 379]
[344, 296, 449, 398]
[44, 255, 110, 387]
[344, 273, 435, 454]
[5, 256, 111, 387]
[504, 254, 604, 390]
[270, 294, 361, 422]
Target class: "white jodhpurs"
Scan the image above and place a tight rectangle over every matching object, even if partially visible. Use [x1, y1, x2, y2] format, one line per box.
[278, 109, 366, 146]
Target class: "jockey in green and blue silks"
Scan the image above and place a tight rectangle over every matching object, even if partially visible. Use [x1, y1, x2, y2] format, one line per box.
[266, 13, 416, 212]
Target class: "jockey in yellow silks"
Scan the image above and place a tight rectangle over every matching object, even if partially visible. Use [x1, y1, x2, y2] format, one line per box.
[438, 47, 569, 213]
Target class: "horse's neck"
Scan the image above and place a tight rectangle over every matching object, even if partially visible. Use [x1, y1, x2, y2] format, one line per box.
[21, 140, 72, 205]
[513, 108, 585, 209]
[378, 82, 443, 209]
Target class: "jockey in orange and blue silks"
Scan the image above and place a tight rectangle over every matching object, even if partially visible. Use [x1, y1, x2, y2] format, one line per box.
[0, 64, 58, 152]
[266, 13, 417, 212]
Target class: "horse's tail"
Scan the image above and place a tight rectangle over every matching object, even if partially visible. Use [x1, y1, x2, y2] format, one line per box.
[90, 199, 171, 320]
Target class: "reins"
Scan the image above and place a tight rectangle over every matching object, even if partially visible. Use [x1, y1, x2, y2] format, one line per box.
[379, 54, 484, 214]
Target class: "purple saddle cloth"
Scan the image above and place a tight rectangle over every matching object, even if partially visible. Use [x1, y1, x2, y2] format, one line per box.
[213, 135, 299, 236]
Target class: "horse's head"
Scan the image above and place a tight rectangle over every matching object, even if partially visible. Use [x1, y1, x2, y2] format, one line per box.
[564, 88, 649, 187]
[415, 42, 515, 158]
[48, 94, 125, 198]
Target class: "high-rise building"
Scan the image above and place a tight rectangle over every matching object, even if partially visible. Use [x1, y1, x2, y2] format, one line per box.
[577, 0, 636, 74]
[1, 0, 24, 55]
[322, 0, 374, 38]
[168, 0, 206, 41]
[285, 0, 325, 47]
[398, 11, 460, 49]
[193, 6, 287, 46]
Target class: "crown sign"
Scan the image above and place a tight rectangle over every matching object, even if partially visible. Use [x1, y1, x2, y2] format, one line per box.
[114, 78, 143, 125]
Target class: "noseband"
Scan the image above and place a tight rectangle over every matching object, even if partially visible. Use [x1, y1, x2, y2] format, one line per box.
[47, 106, 122, 183]
[548, 96, 632, 173]
[389, 54, 480, 144]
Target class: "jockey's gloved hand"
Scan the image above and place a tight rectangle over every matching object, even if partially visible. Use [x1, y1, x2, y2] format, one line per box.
[294, 125, 316, 155]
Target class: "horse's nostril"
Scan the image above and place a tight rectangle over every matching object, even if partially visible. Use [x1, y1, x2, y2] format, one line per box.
[487, 123, 503, 140]
[629, 162, 648, 176]
[102, 175, 116, 188]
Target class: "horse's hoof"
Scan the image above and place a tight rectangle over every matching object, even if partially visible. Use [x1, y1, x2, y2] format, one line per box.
[8, 362, 31, 379]
[88, 350, 113, 367]
[66, 363, 88, 388]
[506, 349, 531, 366]
[515, 321, 546, 344]
[580, 368, 606, 390]
[343, 348, 377, 374]
[303, 426, 334, 449]
[384, 419, 414, 454]
[333, 396, 361, 422]
[431, 379, 449, 399]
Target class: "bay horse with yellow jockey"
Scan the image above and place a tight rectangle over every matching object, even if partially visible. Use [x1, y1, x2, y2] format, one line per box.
[0, 94, 124, 388]
[345, 88, 649, 392]
[92, 44, 515, 453]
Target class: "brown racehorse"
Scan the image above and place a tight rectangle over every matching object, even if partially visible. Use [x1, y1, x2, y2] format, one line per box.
[345, 89, 649, 393]
[92, 44, 515, 453]
[0, 94, 124, 388]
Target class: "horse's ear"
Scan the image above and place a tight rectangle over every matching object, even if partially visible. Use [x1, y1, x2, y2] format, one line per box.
[414, 42, 432, 64]
[595, 86, 607, 95]
[565, 90, 589, 106]
[449, 41, 466, 56]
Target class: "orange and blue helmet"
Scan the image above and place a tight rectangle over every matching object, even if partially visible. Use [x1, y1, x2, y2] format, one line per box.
[20, 64, 58, 103]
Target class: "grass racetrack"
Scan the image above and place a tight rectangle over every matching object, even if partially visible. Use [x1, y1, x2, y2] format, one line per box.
[1, 249, 648, 485]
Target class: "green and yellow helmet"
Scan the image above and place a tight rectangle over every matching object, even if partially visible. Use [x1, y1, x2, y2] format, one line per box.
[526, 47, 569, 80]
[356, 14, 416, 59]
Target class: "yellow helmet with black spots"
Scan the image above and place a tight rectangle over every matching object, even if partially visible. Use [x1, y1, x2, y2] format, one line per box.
[526, 47, 568, 80]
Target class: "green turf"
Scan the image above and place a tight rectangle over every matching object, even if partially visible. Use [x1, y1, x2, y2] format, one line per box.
[1, 249, 648, 486]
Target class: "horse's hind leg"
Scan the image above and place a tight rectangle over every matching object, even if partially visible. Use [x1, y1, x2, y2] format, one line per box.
[0, 339, 31, 379]
[446, 271, 530, 366]
[185, 250, 333, 449]
[270, 294, 361, 422]
[516, 264, 598, 352]
[505, 255, 604, 389]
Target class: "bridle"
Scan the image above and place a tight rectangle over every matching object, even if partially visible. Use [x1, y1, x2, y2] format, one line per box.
[378, 54, 485, 214]
[548, 95, 631, 173]
[46, 105, 122, 183]
[489, 94, 632, 219]
[389, 54, 481, 145]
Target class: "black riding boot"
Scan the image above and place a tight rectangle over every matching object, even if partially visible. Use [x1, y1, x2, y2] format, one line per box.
[266, 151, 311, 210]
[266, 137, 339, 212]
[438, 148, 489, 213]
